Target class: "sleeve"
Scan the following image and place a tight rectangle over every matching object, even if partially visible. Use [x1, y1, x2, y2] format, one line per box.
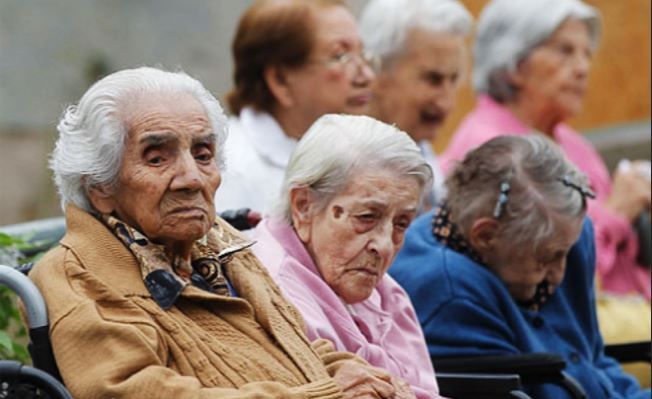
[50, 302, 342, 399]
[587, 199, 639, 278]
[422, 297, 520, 359]
[582, 221, 649, 399]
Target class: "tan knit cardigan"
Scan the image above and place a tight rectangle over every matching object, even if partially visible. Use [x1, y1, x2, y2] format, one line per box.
[29, 206, 353, 398]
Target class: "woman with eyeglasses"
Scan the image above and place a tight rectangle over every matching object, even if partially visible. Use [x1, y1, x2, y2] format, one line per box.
[390, 136, 650, 399]
[216, 0, 377, 214]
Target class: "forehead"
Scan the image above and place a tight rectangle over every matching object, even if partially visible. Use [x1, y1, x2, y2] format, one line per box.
[331, 169, 422, 207]
[123, 92, 210, 141]
[311, 5, 359, 47]
[536, 215, 584, 253]
[546, 18, 591, 44]
[398, 29, 466, 70]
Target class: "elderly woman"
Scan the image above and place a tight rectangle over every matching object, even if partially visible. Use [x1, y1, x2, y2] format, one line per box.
[216, 0, 377, 213]
[440, 0, 651, 301]
[251, 114, 441, 399]
[28, 67, 404, 398]
[359, 0, 472, 205]
[391, 135, 650, 399]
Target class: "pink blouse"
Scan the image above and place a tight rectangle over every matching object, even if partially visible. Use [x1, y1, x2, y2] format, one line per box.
[441, 95, 650, 300]
[251, 218, 443, 399]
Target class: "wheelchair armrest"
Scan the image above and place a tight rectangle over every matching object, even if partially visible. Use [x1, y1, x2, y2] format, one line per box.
[436, 372, 533, 399]
[434, 352, 565, 378]
[433, 353, 587, 399]
[604, 341, 652, 363]
[219, 208, 261, 231]
[0, 360, 72, 399]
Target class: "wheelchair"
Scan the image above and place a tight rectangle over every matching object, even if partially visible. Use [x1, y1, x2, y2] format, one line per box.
[1, 210, 649, 399]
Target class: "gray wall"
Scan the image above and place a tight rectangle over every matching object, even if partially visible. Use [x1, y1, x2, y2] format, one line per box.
[0, 0, 365, 224]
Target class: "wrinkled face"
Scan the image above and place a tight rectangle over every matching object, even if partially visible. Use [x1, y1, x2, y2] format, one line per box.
[487, 214, 584, 301]
[92, 92, 221, 249]
[512, 18, 593, 122]
[373, 29, 466, 142]
[285, 5, 375, 121]
[300, 170, 421, 304]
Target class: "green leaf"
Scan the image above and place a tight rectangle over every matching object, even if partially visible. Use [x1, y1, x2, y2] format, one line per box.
[0, 331, 14, 355]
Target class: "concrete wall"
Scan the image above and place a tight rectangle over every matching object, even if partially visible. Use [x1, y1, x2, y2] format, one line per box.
[0, 0, 648, 225]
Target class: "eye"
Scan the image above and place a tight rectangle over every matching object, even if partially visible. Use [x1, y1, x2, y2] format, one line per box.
[425, 71, 444, 86]
[394, 216, 412, 232]
[355, 213, 377, 223]
[193, 145, 214, 163]
[144, 149, 165, 166]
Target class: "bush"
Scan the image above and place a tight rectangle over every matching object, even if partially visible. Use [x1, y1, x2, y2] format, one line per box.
[0, 232, 31, 364]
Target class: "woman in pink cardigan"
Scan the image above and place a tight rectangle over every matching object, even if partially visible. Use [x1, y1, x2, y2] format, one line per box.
[252, 114, 442, 399]
[441, 0, 651, 301]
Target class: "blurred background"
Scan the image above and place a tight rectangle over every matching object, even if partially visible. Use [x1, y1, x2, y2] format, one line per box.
[0, 0, 649, 225]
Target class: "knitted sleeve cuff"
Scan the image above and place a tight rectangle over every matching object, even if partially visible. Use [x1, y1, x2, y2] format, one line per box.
[289, 378, 342, 399]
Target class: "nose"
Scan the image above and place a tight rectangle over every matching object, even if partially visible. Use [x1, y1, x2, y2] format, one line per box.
[352, 59, 376, 86]
[573, 51, 591, 79]
[547, 258, 566, 287]
[170, 152, 203, 192]
[433, 79, 456, 114]
[366, 221, 395, 260]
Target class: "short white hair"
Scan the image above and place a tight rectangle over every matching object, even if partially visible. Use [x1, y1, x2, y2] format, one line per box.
[51, 66, 228, 213]
[359, 0, 473, 65]
[274, 114, 433, 223]
[474, 0, 601, 102]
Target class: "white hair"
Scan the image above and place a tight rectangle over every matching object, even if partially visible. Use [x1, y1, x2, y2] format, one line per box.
[274, 114, 433, 223]
[446, 135, 590, 254]
[359, 0, 473, 65]
[474, 0, 601, 102]
[51, 66, 228, 213]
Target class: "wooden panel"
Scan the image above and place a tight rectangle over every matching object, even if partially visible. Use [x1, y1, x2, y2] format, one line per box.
[434, 0, 651, 152]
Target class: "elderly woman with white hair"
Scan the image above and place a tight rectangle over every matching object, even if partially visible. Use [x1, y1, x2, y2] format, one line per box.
[441, 0, 651, 302]
[251, 114, 442, 399]
[392, 135, 650, 399]
[359, 0, 472, 204]
[28, 67, 408, 398]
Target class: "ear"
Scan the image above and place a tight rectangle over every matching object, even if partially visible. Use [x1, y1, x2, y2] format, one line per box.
[507, 61, 528, 90]
[264, 64, 295, 108]
[468, 217, 499, 256]
[88, 185, 117, 215]
[289, 186, 314, 243]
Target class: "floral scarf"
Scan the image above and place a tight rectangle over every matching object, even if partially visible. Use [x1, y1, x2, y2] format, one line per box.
[102, 214, 254, 309]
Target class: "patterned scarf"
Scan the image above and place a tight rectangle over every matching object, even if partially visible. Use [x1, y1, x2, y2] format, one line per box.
[431, 203, 552, 311]
[102, 214, 254, 309]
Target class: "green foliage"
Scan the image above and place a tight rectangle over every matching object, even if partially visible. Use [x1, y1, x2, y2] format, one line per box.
[0, 232, 32, 364]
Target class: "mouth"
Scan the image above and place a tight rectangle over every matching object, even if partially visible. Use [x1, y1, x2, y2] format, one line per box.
[168, 207, 207, 218]
[347, 93, 372, 107]
[419, 109, 445, 126]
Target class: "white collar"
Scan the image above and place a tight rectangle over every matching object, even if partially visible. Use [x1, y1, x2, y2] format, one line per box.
[239, 107, 298, 168]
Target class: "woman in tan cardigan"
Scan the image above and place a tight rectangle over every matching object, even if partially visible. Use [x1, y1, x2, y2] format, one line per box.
[30, 66, 411, 399]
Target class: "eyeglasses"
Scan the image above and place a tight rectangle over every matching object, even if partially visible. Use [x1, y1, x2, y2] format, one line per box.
[314, 50, 381, 74]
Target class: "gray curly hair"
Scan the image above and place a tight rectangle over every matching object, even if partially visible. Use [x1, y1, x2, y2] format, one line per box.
[445, 135, 590, 253]
[50, 66, 228, 213]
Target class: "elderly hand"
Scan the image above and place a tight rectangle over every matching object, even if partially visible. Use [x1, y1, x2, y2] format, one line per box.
[390, 375, 416, 399]
[332, 360, 396, 398]
[605, 161, 651, 223]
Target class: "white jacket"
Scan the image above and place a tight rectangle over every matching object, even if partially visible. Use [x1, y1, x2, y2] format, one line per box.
[216, 107, 297, 214]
